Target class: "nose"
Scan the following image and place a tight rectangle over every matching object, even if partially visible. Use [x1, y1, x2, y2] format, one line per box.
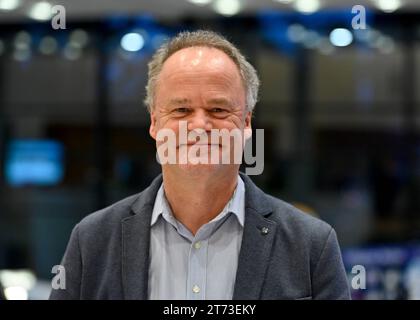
[187, 109, 212, 131]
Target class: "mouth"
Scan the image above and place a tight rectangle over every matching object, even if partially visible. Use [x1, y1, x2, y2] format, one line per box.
[178, 143, 222, 147]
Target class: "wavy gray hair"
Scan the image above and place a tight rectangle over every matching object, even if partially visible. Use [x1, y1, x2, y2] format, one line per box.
[144, 30, 260, 113]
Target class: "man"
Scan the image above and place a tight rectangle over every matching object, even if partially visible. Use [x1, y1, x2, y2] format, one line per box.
[50, 30, 350, 300]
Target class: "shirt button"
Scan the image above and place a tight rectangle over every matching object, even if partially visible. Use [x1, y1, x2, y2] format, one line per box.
[192, 285, 200, 294]
[194, 242, 201, 249]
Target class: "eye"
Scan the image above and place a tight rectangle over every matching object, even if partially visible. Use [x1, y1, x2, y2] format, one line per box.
[211, 108, 226, 113]
[174, 107, 190, 113]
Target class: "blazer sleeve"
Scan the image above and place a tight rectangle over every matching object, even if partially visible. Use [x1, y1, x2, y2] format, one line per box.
[312, 228, 351, 300]
[49, 224, 82, 300]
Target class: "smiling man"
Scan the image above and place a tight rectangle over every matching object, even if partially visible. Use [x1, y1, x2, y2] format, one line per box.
[50, 30, 350, 300]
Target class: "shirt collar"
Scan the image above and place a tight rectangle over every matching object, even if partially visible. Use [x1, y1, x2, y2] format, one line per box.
[150, 175, 245, 228]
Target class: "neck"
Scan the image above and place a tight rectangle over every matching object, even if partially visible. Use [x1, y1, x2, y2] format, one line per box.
[162, 166, 239, 235]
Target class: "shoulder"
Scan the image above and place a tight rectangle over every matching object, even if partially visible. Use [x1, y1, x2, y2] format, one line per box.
[265, 194, 332, 238]
[260, 193, 339, 267]
[240, 173, 333, 242]
[75, 174, 163, 239]
[76, 193, 140, 238]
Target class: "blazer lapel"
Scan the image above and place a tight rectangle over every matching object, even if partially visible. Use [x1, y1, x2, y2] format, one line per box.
[121, 174, 163, 300]
[233, 174, 277, 300]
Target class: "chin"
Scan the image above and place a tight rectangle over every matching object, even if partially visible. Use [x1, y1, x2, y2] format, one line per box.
[176, 162, 222, 174]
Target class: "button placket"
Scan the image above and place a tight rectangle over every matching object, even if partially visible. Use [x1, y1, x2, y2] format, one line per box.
[187, 237, 208, 300]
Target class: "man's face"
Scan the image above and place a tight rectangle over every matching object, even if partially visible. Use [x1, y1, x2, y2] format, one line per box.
[149, 46, 251, 174]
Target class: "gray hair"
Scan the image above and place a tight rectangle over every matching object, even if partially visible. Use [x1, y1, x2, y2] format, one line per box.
[144, 30, 260, 113]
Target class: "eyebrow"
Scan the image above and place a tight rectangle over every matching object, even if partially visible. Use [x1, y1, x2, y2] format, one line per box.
[168, 98, 192, 106]
[167, 97, 234, 109]
[207, 98, 233, 108]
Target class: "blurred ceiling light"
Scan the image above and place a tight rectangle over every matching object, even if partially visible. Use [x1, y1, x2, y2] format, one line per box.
[287, 24, 306, 42]
[28, 1, 53, 21]
[0, 270, 36, 291]
[293, 0, 320, 14]
[213, 0, 241, 16]
[39, 36, 58, 55]
[63, 45, 82, 60]
[120, 32, 145, 52]
[69, 29, 89, 48]
[0, 0, 20, 11]
[187, 0, 212, 5]
[13, 46, 31, 61]
[14, 31, 31, 49]
[355, 27, 380, 44]
[303, 30, 321, 49]
[374, 0, 402, 13]
[4, 286, 28, 300]
[329, 28, 353, 47]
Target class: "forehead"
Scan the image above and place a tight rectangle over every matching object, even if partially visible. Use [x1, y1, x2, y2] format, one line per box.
[159, 46, 242, 81]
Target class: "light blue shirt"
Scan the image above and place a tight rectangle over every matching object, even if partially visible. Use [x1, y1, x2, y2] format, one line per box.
[148, 176, 245, 300]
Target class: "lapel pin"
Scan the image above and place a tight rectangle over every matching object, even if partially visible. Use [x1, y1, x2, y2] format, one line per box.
[261, 227, 269, 235]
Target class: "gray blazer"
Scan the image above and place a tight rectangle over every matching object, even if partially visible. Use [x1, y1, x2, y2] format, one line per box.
[50, 173, 350, 300]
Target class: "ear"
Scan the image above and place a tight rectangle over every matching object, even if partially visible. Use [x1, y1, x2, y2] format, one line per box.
[244, 111, 252, 130]
[149, 111, 157, 140]
[244, 111, 252, 141]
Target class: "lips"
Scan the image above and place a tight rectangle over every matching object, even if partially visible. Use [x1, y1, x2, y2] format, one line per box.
[187, 143, 219, 146]
[178, 143, 220, 146]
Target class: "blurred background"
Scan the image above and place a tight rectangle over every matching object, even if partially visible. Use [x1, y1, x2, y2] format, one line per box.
[0, 0, 420, 300]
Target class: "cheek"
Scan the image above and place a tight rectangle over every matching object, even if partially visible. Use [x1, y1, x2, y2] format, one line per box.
[220, 114, 246, 129]
[156, 117, 181, 136]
